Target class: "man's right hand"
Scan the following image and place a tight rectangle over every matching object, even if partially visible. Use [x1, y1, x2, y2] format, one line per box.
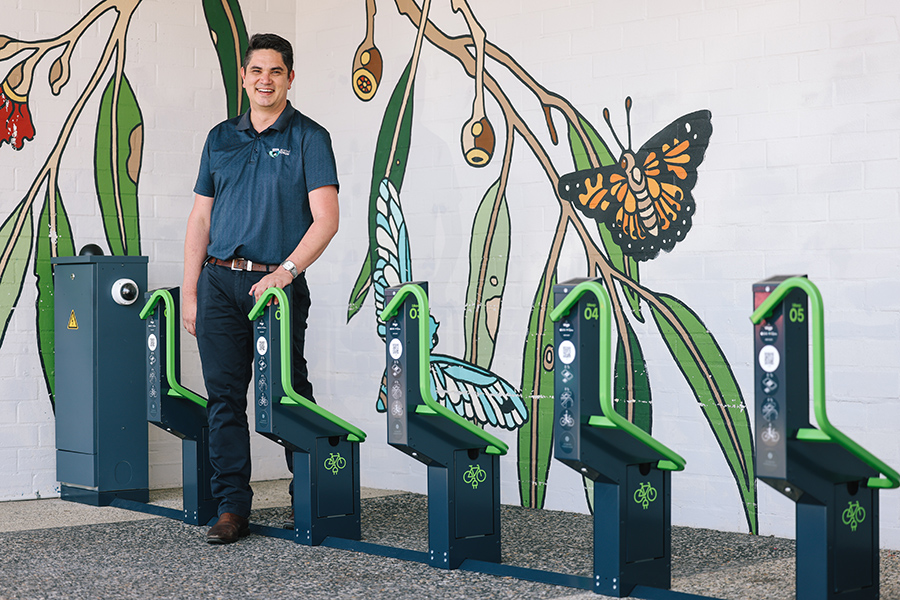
[183, 295, 198, 337]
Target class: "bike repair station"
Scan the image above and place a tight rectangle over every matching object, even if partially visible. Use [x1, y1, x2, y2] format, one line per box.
[52, 250, 899, 599]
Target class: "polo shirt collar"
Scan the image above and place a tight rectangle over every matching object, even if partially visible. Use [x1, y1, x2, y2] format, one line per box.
[237, 101, 297, 133]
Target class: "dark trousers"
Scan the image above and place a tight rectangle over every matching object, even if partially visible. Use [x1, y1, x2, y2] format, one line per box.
[195, 262, 313, 518]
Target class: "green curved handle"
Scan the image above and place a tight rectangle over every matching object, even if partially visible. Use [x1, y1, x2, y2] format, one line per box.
[248, 287, 366, 443]
[139, 290, 207, 408]
[379, 283, 508, 456]
[550, 280, 686, 472]
[750, 277, 899, 489]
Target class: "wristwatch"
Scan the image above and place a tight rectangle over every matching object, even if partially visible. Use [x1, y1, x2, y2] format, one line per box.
[280, 260, 299, 279]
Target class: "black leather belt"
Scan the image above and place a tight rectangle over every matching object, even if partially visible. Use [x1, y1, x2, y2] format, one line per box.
[207, 257, 279, 273]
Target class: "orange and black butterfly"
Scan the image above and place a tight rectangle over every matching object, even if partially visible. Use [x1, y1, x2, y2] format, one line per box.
[558, 98, 713, 262]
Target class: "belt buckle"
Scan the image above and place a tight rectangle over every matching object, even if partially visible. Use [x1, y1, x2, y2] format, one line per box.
[230, 258, 253, 271]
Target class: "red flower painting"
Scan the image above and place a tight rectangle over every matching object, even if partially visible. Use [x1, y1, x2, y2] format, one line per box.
[1, 79, 35, 150]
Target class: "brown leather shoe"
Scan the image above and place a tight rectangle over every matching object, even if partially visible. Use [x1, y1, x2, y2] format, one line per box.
[206, 513, 250, 544]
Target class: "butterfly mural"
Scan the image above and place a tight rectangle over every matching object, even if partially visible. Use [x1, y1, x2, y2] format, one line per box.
[372, 177, 528, 431]
[558, 97, 713, 262]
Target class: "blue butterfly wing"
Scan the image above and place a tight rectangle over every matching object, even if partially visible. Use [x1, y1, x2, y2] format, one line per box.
[429, 354, 528, 430]
[373, 177, 412, 339]
[376, 367, 387, 412]
[373, 178, 412, 409]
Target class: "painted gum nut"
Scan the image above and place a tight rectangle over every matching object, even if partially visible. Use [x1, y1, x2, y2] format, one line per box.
[462, 116, 494, 167]
[352, 46, 382, 101]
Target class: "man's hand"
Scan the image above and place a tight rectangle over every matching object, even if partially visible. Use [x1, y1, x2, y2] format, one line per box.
[183, 295, 198, 337]
[249, 267, 294, 303]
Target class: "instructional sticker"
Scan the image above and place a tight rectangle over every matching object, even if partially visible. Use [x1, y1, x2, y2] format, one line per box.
[257, 336, 268, 356]
[558, 340, 576, 365]
[389, 339, 403, 360]
[758, 345, 780, 373]
[147, 334, 158, 352]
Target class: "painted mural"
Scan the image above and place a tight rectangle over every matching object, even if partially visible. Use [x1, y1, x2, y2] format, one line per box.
[0, 0, 247, 412]
[1, 0, 756, 531]
[345, 0, 757, 533]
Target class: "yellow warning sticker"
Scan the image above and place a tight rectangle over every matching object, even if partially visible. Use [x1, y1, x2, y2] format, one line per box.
[67, 310, 78, 330]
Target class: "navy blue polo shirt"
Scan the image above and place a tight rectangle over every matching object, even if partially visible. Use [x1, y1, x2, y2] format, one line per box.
[194, 101, 339, 265]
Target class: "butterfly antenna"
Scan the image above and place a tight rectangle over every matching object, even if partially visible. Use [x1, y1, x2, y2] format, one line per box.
[624, 96, 633, 150]
[602, 107, 626, 153]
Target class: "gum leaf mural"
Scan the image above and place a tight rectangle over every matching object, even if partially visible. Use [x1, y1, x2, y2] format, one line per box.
[348, 0, 758, 533]
[34, 186, 75, 405]
[202, 0, 250, 119]
[0, 0, 144, 409]
[95, 72, 143, 257]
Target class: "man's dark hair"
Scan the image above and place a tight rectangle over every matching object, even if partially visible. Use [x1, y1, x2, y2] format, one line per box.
[243, 33, 293, 72]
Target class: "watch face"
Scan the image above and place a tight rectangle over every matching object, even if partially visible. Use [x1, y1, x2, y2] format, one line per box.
[282, 261, 298, 277]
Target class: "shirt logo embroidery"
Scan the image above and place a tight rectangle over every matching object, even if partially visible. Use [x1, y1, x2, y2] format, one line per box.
[268, 148, 291, 158]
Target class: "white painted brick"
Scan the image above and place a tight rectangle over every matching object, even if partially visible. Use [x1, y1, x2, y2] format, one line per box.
[832, 131, 900, 163]
[831, 17, 899, 48]
[765, 23, 830, 56]
[766, 135, 831, 167]
[542, 4, 594, 36]
[678, 8, 738, 41]
[865, 160, 900, 189]
[621, 16, 679, 49]
[798, 162, 864, 193]
[798, 0, 867, 23]
[836, 74, 900, 105]
[704, 32, 765, 63]
[739, 1, 801, 33]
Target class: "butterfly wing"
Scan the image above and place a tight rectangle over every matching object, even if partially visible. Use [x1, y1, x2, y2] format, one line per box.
[627, 110, 712, 258]
[430, 354, 528, 430]
[377, 368, 387, 412]
[558, 162, 626, 222]
[373, 178, 411, 412]
[373, 177, 412, 339]
[558, 109, 712, 261]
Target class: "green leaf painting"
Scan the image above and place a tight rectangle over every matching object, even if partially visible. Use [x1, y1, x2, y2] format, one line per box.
[34, 186, 75, 409]
[95, 72, 143, 256]
[202, 0, 250, 119]
[348, 59, 416, 322]
[463, 178, 510, 369]
[0, 198, 34, 343]
[517, 267, 556, 508]
[650, 294, 757, 533]
[614, 315, 651, 433]
[347, 251, 373, 322]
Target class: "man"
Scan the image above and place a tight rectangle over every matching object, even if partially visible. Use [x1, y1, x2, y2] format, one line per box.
[183, 33, 339, 544]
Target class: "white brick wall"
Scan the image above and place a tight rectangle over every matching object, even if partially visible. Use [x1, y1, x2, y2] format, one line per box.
[2, 0, 899, 551]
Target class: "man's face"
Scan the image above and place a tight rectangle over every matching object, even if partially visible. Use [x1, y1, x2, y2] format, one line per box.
[241, 49, 294, 113]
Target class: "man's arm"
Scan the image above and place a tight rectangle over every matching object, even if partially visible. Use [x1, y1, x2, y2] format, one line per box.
[183, 193, 214, 336]
[249, 184, 339, 302]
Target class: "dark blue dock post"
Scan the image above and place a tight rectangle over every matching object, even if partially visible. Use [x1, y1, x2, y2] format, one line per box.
[751, 276, 899, 600]
[249, 286, 367, 546]
[551, 278, 686, 597]
[141, 287, 217, 526]
[381, 282, 506, 570]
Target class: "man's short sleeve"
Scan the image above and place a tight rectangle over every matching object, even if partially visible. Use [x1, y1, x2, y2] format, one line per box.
[302, 129, 340, 194]
[193, 136, 215, 197]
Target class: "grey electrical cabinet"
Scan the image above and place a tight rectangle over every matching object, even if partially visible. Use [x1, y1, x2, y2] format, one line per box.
[53, 254, 149, 505]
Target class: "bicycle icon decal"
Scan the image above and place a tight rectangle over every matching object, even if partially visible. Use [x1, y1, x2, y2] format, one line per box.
[633, 482, 658, 510]
[324, 452, 347, 475]
[463, 464, 487, 489]
[842, 500, 866, 532]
